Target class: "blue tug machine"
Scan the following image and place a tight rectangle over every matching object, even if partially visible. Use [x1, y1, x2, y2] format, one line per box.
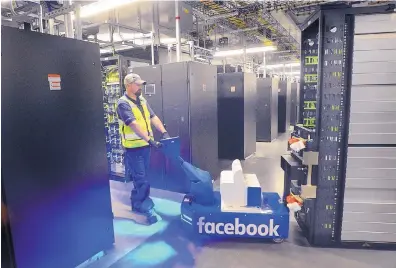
[159, 137, 290, 242]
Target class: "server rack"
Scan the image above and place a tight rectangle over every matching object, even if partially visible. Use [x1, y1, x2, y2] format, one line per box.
[134, 62, 219, 193]
[101, 55, 150, 181]
[217, 64, 243, 73]
[280, 3, 396, 249]
[256, 77, 279, 142]
[2, 26, 115, 268]
[218, 72, 257, 160]
[289, 82, 299, 126]
[278, 80, 291, 133]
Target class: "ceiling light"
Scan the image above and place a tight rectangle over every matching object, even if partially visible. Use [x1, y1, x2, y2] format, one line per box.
[214, 49, 244, 57]
[265, 62, 300, 69]
[288, 62, 300, 67]
[214, 46, 277, 57]
[80, 0, 136, 18]
[245, 46, 276, 53]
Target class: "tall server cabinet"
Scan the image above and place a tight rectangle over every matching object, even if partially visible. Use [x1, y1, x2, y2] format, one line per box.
[1, 27, 114, 268]
[256, 77, 279, 142]
[278, 80, 291, 133]
[290, 82, 299, 126]
[342, 13, 396, 244]
[133, 65, 166, 190]
[281, 4, 396, 248]
[135, 62, 218, 193]
[218, 72, 257, 159]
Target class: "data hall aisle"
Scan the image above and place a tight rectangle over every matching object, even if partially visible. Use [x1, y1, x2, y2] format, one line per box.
[105, 134, 396, 268]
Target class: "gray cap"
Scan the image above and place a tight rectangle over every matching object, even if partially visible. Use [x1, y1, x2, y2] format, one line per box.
[124, 73, 146, 86]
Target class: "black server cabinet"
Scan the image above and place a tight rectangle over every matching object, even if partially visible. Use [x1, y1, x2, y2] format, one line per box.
[218, 72, 257, 160]
[278, 80, 291, 133]
[290, 82, 299, 126]
[162, 62, 219, 193]
[133, 65, 166, 189]
[1, 27, 114, 268]
[256, 78, 279, 142]
[135, 62, 219, 193]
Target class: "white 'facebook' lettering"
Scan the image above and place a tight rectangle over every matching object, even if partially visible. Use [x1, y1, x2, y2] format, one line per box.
[197, 217, 280, 237]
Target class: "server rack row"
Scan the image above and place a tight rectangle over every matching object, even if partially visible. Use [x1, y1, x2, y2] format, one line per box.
[256, 77, 279, 142]
[101, 55, 149, 181]
[281, 3, 396, 248]
[278, 80, 292, 133]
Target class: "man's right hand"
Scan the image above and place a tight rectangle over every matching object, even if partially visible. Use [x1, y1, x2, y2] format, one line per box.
[148, 139, 162, 149]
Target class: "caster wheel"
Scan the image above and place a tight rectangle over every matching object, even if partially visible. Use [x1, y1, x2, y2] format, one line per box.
[273, 238, 284, 244]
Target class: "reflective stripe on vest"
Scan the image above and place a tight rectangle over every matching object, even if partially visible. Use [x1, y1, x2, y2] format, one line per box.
[118, 95, 154, 148]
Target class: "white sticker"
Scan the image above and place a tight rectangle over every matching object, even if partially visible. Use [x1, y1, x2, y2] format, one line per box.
[48, 74, 61, 90]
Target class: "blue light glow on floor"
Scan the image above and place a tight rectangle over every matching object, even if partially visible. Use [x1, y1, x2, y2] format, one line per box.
[113, 219, 169, 237]
[152, 198, 181, 217]
[122, 241, 177, 267]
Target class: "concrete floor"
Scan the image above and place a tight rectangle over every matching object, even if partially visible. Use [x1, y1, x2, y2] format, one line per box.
[89, 133, 396, 268]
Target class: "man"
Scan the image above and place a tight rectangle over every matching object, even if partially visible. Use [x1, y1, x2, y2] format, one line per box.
[117, 73, 170, 214]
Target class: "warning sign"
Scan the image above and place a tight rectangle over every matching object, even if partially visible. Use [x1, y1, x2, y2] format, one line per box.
[48, 74, 61, 90]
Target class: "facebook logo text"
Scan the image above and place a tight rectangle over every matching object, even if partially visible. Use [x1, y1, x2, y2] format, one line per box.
[197, 217, 280, 237]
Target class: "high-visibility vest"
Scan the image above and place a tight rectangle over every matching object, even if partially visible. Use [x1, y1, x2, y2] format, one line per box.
[117, 95, 153, 149]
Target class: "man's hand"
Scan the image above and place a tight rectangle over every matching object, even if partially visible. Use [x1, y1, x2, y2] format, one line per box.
[161, 132, 171, 139]
[148, 139, 162, 149]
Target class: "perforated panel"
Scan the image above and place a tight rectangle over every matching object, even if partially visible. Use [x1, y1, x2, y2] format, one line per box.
[313, 12, 349, 245]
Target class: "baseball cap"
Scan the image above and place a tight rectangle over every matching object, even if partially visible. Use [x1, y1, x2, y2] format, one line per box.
[124, 73, 147, 86]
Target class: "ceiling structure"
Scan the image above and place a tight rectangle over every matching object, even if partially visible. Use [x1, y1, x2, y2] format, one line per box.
[2, 0, 393, 73]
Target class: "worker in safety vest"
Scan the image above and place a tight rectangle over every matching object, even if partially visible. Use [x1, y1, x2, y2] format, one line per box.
[117, 73, 170, 213]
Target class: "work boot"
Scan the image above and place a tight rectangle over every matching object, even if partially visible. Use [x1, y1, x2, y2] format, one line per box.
[146, 210, 159, 224]
[131, 197, 154, 214]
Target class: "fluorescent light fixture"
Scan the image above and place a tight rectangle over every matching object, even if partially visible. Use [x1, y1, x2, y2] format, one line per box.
[286, 71, 301, 75]
[80, 0, 136, 18]
[196, 57, 208, 61]
[288, 62, 300, 67]
[214, 49, 244, 57]
[245, 46, 276, 53]
[214, 46, 277, 57]
[265, 62, 300, 69]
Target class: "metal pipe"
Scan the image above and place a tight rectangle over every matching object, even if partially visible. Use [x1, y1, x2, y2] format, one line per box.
[175, 0, 181, 62]
[168, 44, 173, 63]
[151, 31, 155, 65]
[116, 11, 121, 39]
[48, 18, 55, 35]
[64, 0, 73, 38]
[38, 3, 43, 33]
[188, 41, 194, 60]
[75, 4, 82, 40]
[263, 52, 266, 77]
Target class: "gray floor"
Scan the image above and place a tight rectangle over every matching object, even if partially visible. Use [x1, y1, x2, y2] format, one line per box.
[90, 133, 396, 268]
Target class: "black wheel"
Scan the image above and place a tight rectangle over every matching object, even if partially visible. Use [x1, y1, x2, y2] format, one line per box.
[273, 238, 284, 244]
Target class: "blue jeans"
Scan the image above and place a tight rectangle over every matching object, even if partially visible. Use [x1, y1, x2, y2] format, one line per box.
[124, 146, 154, 212]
